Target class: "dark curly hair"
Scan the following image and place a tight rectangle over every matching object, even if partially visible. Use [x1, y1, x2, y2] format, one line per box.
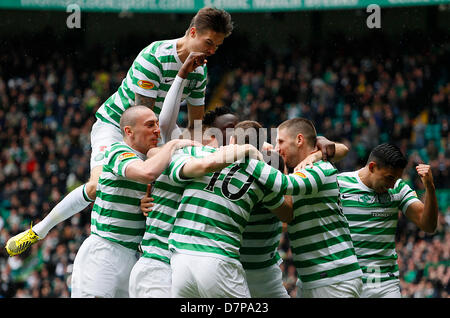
[202, 106, 236, 127]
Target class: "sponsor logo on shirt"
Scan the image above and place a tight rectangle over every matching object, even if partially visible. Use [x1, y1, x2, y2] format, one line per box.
[118, 152, 137, 161]
[294, 172, 307, 178]
[371, 211, 394, 217]
[137, 80, 154, 90]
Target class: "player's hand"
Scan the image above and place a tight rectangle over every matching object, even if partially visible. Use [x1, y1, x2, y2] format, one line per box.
[140, 184, 154, 217]
[246, 144, 264, 161]
[316, 136, 335, 161]
[172, 138, 202, 150]
[295, 151, 321, 171]
[416, 164, 434, 189]
[146, 147, 161, 158]
[262, 142, 274, 151]
[178, 52, 207, 79]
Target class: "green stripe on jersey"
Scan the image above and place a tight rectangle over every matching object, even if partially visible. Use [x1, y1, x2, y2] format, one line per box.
[240, 206, 282, 270]
[140, 167, 185, 264]
[140, 146, 215, 263]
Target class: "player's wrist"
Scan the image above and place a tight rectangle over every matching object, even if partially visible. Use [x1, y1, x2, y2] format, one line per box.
[177, 67, 189, 79]
[175, 74, 188, 83]
[424, 181, 435, 191]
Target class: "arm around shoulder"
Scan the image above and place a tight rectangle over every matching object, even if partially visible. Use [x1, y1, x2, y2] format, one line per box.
[125, 139, 197, 184]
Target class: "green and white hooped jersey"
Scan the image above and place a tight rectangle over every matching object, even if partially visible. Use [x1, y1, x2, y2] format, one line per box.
[95, 39, 207, 128]
[91, 142, 147, 251]
[167, 146, 286, 265]
[337, 171, 420, 285]
[139, 146, 210, 264]
[240, 205, 283, 270]
[240, 159, 362, 289]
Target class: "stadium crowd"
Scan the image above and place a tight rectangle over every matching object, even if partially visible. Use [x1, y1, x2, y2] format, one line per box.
[0, 31, 449, 298]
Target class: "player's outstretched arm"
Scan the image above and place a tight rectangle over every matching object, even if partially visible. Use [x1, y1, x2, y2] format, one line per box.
[182, 52, 207, 129]
[125, 139, 199, 183]
[180, 144, 263, 179]
[240, 158, 326, 198]
[158, 77, 185, 143]
[159, 52, 207, 142]
[405, 164, 438, 233]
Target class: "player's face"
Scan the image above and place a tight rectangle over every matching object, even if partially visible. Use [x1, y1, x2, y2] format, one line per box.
[275, 128, 300, 170]
[133, 110, 160, 152]
[369, 163, 403, 193]
[189, 28, 225, 56]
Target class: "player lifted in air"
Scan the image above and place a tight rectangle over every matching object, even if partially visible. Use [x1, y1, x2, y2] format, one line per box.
[6, 7, 234, 257]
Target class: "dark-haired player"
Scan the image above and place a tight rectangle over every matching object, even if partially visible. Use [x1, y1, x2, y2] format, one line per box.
[337, 143, 438, 298]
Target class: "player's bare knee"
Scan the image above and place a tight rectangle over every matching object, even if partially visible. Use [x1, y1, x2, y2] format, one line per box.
[86, 166, 102, 200]
[85, 180, 98, 201]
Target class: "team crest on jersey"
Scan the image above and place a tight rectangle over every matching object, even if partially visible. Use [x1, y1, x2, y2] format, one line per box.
[94, 153, 105, 162]
[359, 194, 375, 204]
[187, 79, 197, 90]
[137, 80, 154, 90]
[376, 192, 392, 206]
[294, 172, 307, 178]
[118, 152, 137, 161]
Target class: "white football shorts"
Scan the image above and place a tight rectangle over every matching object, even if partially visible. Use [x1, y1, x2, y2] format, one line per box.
[171, 252, 251, 298]
[301, 277, 363, 298]
[361, 279, 401, 298]
[129, 257, 172, 298]
[245, 264, 290, 298]
[71, 234, 138, 298]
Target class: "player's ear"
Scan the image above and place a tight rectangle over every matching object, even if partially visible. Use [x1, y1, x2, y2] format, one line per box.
[124, 126, 132, 137]
[296, 133, 304, 147]
[368, 161, 376, 173]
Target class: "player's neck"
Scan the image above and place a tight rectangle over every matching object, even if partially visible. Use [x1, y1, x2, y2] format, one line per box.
[176, 36, 189, 63]
[124, 139, 147, 157]
[358, 167, 373, 189]
[297, 145, 314, 164]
